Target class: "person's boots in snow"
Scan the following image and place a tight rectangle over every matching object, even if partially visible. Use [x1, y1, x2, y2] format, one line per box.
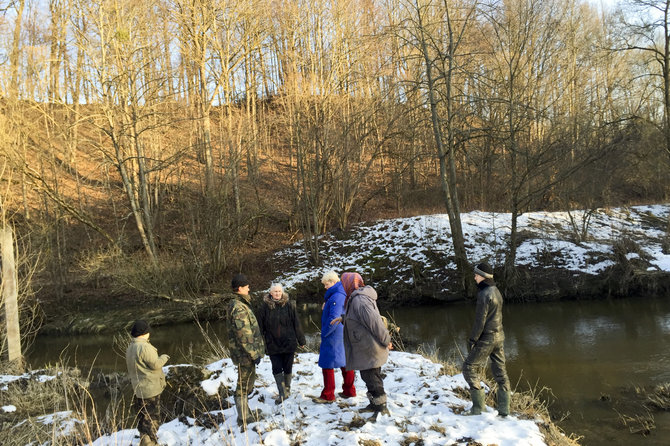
[361, 394, 389, 418]
[467, 388, 486, 415]
[139, 435, 158, 446]
[273, 373, 286, 404]
[373, 395, 390, 416]
[497, 389, 511, 417]
[235, 395, 257, 430]
[360, 392, 376, 412]
[283, 373, 293, 396]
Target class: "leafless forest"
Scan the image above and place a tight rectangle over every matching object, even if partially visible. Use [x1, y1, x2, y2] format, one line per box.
[0, 0, 669, 303]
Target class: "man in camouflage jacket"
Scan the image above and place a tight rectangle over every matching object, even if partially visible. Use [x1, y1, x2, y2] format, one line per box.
[224, 273, 265, 428]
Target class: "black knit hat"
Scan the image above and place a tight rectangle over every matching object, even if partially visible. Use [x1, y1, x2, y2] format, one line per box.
[474, 262, 494, 279]
[130, 320, 150, 337]
[231, 273, 250, 290]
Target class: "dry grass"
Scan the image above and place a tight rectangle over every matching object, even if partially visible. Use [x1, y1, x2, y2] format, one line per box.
[645, 383, 670, 411]
[0, 356, 262, 446]
[0, 364, 119, 445]
[415, 343, 463, 377]
[615, 407, 656, 436]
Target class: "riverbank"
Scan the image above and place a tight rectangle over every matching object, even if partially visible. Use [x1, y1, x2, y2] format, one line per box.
[21, 297, 670, 446]
[0, 351, 578, 446]
[37, 204, 670, 335]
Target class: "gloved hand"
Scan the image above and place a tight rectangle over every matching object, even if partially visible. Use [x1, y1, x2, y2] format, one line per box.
[254, 357, 261, 365]
[161, 354, 170, 363]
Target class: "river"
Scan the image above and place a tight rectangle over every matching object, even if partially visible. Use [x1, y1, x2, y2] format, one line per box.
[27, 297, 670, 445]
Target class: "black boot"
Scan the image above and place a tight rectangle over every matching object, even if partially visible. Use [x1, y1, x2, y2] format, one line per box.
[273, 373, 286, 404]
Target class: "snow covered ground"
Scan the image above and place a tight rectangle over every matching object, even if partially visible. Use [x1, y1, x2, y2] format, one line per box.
[4, 205, 668, 445]
[272, 205, 670, 292]
[84, 352, 546, 446]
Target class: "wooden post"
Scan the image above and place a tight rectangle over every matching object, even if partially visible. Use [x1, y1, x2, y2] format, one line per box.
[1, 226, 22, 365]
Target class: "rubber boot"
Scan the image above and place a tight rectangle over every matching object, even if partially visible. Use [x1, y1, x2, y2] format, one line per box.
[340, 368, 356, 398]
[375, 403, 390, 416]
[373, 394, 389, 416]
[320, 369, 336, 401]
[273, 373, 286, 404]
[497, 389, 511, 417]
[467, 388, 485, 415]
[283, 373, 293, 396]
[360, 392, 376, 412]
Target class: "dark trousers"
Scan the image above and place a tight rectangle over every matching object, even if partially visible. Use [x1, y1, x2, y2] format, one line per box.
[132, 395, 160, 441]
[360, 367, 385, 400]
[269, 352, 295, 375]
[462, 337, 510, 391]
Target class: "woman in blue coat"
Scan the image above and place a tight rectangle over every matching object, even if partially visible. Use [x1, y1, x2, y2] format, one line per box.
[315, 271, 356, 402]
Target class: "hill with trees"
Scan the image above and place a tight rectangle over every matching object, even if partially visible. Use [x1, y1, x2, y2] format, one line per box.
[1, 0, 669, 340]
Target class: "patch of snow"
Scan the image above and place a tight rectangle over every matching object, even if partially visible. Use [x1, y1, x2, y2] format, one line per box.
[269, 204, 670, 293]
[89, 352, 546, 446]
[0, 372, 58, 391]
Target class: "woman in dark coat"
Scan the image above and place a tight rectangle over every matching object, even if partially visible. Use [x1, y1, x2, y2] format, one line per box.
[315, 271, 356, 402]
[257, 283, 306, 403]
[332, 272, 391, 417]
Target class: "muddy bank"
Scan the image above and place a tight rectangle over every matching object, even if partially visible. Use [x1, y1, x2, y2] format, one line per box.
[37, 264, 670, 336]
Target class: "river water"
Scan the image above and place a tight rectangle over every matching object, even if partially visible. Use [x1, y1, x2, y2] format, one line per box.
[27, 297, 670, 445]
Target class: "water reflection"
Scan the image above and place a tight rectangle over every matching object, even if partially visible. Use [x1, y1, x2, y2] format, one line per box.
[25, 296, 670, 446]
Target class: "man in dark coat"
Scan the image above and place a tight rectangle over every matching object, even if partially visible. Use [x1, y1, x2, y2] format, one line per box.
[462, 262, 511, 417]
[223, 273, 265, 428]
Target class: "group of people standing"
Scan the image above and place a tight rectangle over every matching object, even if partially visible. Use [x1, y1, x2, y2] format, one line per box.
[125, 262, 510, 445]
[221, 270, 393, 429]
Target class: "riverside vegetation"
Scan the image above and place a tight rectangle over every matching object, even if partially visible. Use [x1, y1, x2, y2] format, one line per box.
[2, 0, 670, 443]
[0, 328, 583, 446]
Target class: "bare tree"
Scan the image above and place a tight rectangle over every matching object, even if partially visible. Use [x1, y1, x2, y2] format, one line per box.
[619, 0, 670, 245]
[397, 0, 478, 294]
[72, 0, 185, 262]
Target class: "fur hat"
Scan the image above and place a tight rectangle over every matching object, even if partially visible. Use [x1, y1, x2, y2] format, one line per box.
[474, 262, 494, 279]
[231, 273, 250, 290]
[130, 320, 150, 337]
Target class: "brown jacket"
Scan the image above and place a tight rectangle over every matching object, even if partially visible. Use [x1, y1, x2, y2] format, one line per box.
[126, 337, 168, 399]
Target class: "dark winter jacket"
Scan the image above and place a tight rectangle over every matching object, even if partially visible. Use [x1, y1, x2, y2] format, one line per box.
[469, 279, 505, 346]
[224, 292, 265, 365]
[318, 281, 346, 369]
[257, 292, 306, 355]
[343, 285, 391, 371]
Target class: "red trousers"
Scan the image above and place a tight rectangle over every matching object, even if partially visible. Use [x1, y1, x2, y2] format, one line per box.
[320, 368, 356, 401]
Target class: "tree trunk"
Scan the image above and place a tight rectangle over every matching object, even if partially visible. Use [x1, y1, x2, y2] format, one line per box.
[416, 2, 470, 295]
[9, 0, 26, 99]
[1, 226, 23, 369]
